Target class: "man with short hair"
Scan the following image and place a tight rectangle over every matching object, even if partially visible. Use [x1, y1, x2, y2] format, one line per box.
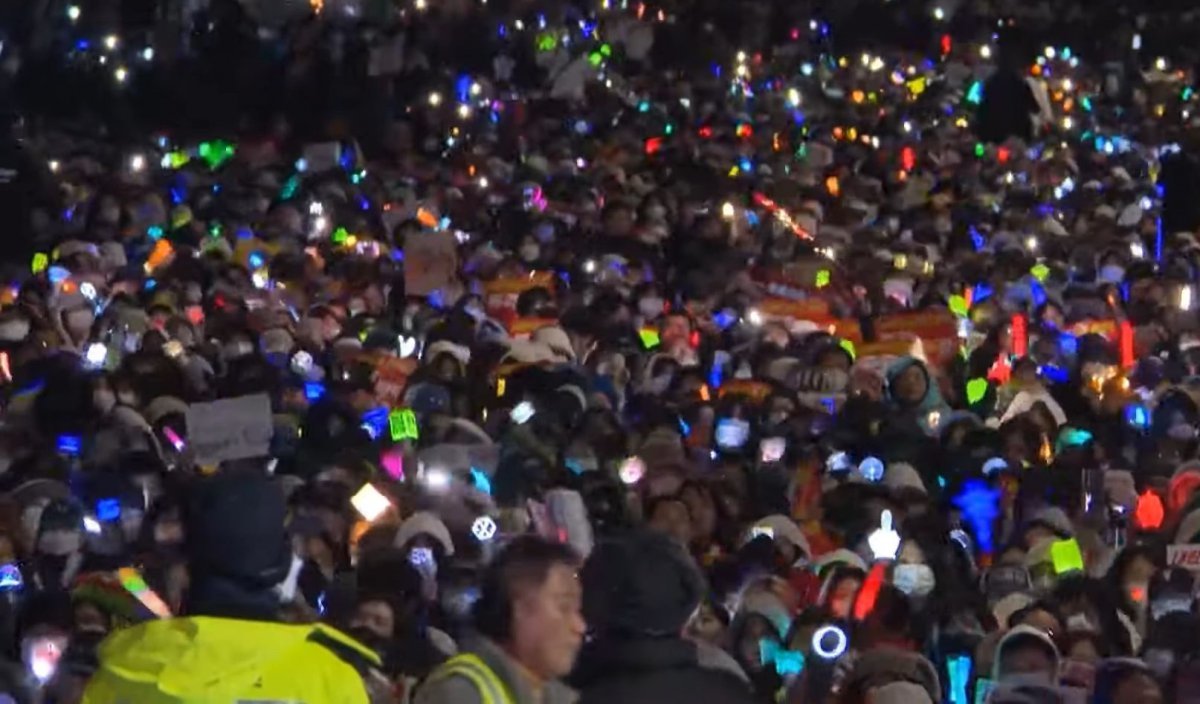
[416, 536, 584, 704]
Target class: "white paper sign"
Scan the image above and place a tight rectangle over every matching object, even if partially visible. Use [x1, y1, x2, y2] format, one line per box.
[1167, 544, 1200, 570]
[186, 394, 273, 464]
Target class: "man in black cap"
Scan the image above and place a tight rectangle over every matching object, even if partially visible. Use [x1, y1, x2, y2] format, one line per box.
[83, 468, 384, 703]
[571, 528, 757, 704]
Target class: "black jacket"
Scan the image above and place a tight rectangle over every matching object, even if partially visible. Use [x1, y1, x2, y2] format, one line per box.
[572, 636, 757, 704]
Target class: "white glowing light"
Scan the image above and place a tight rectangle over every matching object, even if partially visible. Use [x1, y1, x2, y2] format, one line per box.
[104, 34, 119, 50]
[619, 456, 646, 484]
[510, 401, 535, 424]
[129, 154, 145, 172]
[85, 343, 107, 367]
[114, 66, 129, 84]
[472, 516, 497, 541]
[351, 484, 391, 522]
[747, 308, 763, 326]
[812, 625, 848, 659]
[67, 5, 81, 21]
[423, 467, 451, 491]
[428, 92, 442, 107]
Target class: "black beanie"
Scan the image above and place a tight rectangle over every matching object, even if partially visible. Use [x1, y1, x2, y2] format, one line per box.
[581, 528, 704, 638]
[185, 469, 291, 588]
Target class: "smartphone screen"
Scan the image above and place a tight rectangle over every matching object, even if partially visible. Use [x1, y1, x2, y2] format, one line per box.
[760, 437, 786, 464]
[0, 564, 22, 592]
[23, 635, 67, 684]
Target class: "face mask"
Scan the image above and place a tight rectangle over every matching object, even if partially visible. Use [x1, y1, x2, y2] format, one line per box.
[64, 307, 95, 338]
[519, 243, 540, 263]
[1065, 612, 1097, 633]
[98, 204, 120, 225]
[1151, 596, 1193, 621]
[117, 390, 138, 407]
[1144, 648, 1175, 678]
[999, 671, 1056, 688]
[893, 563, 936, 597]
[0, 318, 30, 342]
[347, 626, 389, 653]
[645, 205, 667, 220]
[645, 373, 673, 395]
[222, 340, 253, 360]
[37, 529, 82, 556]
[639, 297, 665, 319]
[94, 389, 116, 414]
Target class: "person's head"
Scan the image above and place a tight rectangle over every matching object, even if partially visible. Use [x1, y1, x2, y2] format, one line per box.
[686, 597, 731, 646]
[1008, 600, 1063, 636]
[582, 528, 704, 641]
[645, 494, 692, 546]
[821, 565, 866, 620]
[349, 597, 396, 642]
[473, 536, 584, 680]
[184, 468, 292, 618]
[678, 480, 717, 546]
[888, 359, 929, 407]
[1094, 659, 1163, 704]
[994, 625, 1061, 684]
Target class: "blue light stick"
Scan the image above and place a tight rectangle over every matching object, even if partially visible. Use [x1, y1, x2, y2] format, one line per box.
[953, 479, 1000, 554]
[947, 654, 971, 704]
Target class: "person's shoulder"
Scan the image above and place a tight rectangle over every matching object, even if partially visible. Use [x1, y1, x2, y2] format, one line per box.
[579, 664, 755, 704]
[414, 664, 487, 704]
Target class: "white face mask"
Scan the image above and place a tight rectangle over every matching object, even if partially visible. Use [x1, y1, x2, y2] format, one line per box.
[645, 373, 673, 395]
[645, 205, 667, 221]
[1065, 612, 1097, 633]
[222, 340, 254, 360]
[0, 318, 30, 342]
[93, 389, 116, 414]
[639, 297, 665, 319]
[519, 243, 540, 263]
[893, 563, 936, 597]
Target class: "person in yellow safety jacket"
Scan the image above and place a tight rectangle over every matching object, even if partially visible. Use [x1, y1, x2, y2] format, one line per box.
[82, 468, 386, 703]
[81, 616, 384, 703]
[415, 536, 584, 704]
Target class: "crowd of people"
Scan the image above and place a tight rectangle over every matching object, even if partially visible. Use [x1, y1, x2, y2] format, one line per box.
[0, 0, 1199, 701]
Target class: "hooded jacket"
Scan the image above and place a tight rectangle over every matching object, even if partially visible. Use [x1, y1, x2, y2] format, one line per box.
[992, 625, 1062, 683]
[884, 356, 949, 435]
[82, 618, 379, 703]
[572, 636, 756, 704]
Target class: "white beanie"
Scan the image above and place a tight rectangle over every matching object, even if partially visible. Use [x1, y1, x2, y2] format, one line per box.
[884, 462, 927, 496]
[868, 682, 934, 704]
[394, 510, 455, 556]
[745, 514, 811, 559]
